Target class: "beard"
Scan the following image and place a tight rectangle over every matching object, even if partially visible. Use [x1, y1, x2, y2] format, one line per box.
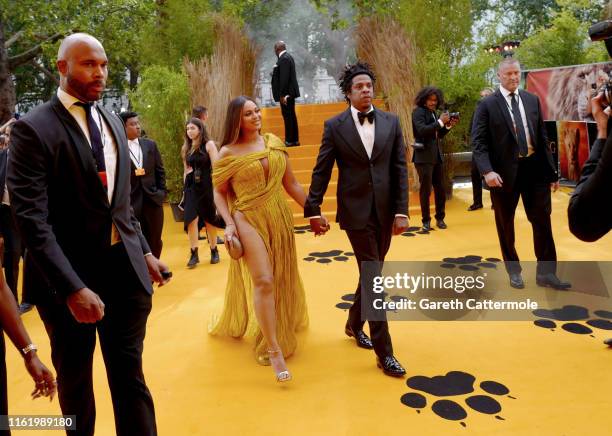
[66, 74, 105, 102]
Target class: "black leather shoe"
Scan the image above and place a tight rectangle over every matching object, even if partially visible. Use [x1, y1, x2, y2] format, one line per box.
[345, 325, 373, 349]
[376, 355, 406, 377]
[422, 221, 431, 231]
[467, 204, 483, 211]
[509, 273, 525, 289]
[536, 273, 571, 290]
[187, 248, 199, 268]
[604, 338, 612, 346]
[436, 219, 447, 229]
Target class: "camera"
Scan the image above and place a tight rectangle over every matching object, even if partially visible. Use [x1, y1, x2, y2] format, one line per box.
[449, 112, 460, 120]
[589, 21, 612, 106]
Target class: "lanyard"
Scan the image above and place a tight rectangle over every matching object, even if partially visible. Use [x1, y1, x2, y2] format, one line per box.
[129, 142, 142, 167]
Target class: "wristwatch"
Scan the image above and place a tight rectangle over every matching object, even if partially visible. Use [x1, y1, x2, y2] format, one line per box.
[21, 343, 38, 356]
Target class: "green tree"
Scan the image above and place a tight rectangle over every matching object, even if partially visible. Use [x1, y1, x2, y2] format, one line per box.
[0, 0, 154, 122]
[130, 65, 190, 202]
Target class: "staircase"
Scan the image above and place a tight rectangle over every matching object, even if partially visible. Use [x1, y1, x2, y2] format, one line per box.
[261, 101, 418, 225]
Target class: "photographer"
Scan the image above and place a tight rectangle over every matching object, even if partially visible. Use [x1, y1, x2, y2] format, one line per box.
[412, 86, 459, 231]
[567, 20, 612, 347]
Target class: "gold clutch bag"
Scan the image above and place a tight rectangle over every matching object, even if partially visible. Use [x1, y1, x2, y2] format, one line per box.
[224, 235, 244, 260]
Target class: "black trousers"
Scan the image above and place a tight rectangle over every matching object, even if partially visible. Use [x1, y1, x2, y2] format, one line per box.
[471, 158, 483, 206]
[489, 156, 557, 275]
[37, 244, 156, 436]
[133, 195, 164, 259]
[280, 98, 299, 144]
[0, 329, 9, 436]
[415, 162, 446, 223]
[0, 205, 24, 301]
[345, 209, 393, 359]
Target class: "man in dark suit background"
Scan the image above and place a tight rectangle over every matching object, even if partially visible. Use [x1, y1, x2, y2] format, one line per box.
[305, 61, 408, 377]
[271, 41, 300, 146]
[120, 111, 166, 258]
[8, 33, 169, 436]
[468, 87, 494, 211]
[472, 58, 569, 290]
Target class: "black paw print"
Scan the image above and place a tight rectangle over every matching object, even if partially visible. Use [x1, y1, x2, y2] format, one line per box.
[335, 293, 354, 310]
[439, 255, 501, 272]
[303, 250, 354, 264]
[401, 226, 434, 237]
[294, 225, 312, 234]
[533, 305, 612, 336]
[401, 371, 515, 426]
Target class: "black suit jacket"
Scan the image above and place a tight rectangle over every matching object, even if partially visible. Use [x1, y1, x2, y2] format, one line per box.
[7, 95, 153, 304]
[411, 106, 450, 164]
[472, 89, 557, 192]
[129, 138, 166, 208]
[305, 108, 408, 230]
[271, 52, 300, 102]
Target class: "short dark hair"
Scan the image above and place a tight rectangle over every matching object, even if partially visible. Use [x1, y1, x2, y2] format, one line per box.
[192, 105, 208, 118]
[414, 86, 444, 109]
[119, 111, 138, 124]
[338, 61, 376, 103]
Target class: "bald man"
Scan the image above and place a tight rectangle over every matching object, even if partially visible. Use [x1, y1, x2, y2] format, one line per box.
[7, 33, 168, 436]
[271, 40, 300, 146]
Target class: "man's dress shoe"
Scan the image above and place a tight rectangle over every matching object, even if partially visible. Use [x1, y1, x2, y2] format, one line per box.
[345, 325, 373, 349]
[436, 219, 447, 229]
[509, 273, 525, 289]
[376, 356, 406, 377]
[467, 204, 483, 211]
[536, 273, 571, 290]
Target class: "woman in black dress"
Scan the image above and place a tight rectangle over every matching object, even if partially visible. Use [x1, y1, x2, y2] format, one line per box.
[182, 118, 224, 267]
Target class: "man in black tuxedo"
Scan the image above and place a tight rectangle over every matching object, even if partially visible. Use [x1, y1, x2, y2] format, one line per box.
[7, 33, 169, 436]
[472, 58, 569, 290]
[305, 62, 408, 377]
[271, 41, 300, 146]
[120, 112, 166, 258]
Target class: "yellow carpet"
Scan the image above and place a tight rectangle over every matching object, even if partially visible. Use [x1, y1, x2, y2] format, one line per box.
[5, 185, 612, 435]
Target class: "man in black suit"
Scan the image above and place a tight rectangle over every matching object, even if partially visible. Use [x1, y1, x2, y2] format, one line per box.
[271, 41, 300, 146]
[8, 33, 169, 436]
[472, 58, 569, 290]
[120, 111, 166, 258]
[305, 62, 408, 377]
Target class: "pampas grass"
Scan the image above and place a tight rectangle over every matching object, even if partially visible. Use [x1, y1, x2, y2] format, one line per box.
[184, 14, 259, 143]
[355, 16, 421, 189]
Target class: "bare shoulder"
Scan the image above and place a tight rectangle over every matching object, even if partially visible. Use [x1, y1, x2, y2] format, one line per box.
[218, 146, 233, 159]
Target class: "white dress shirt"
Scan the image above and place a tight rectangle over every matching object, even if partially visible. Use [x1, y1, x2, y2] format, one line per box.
[57, 88, 118, 202]
[499, 85, 535, 156]
[350, 105, 375, 159]
[128, 138, 143, 168]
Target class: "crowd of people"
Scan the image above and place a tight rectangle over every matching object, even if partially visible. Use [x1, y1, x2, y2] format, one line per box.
[0, 30, 611, 436]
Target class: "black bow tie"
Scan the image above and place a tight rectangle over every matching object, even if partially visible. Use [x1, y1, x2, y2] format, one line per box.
[357, 110, 375, 125]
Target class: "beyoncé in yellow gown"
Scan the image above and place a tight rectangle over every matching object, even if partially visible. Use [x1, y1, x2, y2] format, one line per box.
[209, 133, 308, 364]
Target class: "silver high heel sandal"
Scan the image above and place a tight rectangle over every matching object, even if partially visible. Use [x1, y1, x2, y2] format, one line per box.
[267, 349, 292, 382]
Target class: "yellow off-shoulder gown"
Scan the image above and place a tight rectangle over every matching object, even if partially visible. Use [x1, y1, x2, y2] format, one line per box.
[209, 133, 308, 364]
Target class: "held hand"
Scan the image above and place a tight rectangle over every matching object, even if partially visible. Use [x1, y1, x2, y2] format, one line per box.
[25, 353, 57, 401]
[66, 288, 105, 323]
[551, 181, 560, 192]
[145, 255, 171, 286]
[439, 112, 450, 124]
[280, 96, 288, 105]
[309, 216, 329, 236]
[392, 216, 408, 235]
[484, 171, 503, 188]
[449, 118, 459, 127]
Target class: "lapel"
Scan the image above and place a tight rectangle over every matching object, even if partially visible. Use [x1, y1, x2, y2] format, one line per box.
[494, 90, 517, 143]
[337, 108, 370, 161]
[98, 106, 124, 208]
[371, 108, 391, 161]
[50, 95, 109, 207]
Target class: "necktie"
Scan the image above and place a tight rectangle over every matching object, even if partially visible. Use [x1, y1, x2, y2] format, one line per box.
[75, 102, 106, 173]
[509, 93, 528, 157]
[357, 110, 375, 125]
